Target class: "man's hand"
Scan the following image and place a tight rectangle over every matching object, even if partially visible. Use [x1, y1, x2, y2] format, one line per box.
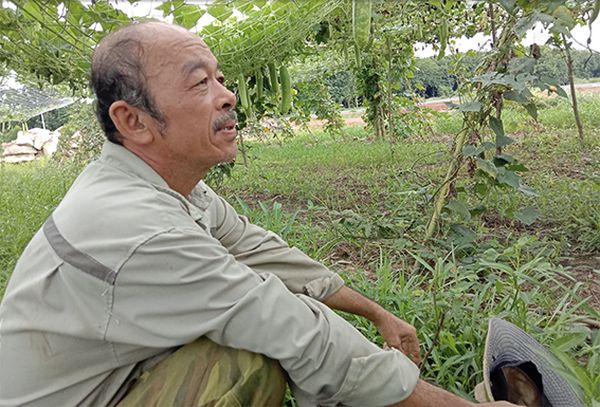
[322, 286, 420, 364]
[374, 310, 420, 365]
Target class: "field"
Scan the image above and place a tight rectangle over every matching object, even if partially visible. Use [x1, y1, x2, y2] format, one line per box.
[1, 95, 599, 402]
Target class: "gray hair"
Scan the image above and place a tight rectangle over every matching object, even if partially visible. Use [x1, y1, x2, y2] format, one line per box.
[90, 23, 166, 144]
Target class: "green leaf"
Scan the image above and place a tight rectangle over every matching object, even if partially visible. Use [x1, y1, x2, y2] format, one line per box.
[497, 133, 515, 148]
[448, 224, 477, 245]
[497, 168, 521, 189]
[207, 2, 233, 22]
[437, 19, 448, 59]
[591, 0, 600, 24]
[493, 154, 514, 166]
[518, 183, 538, 196]
[458, 101, 482, 112]
[470, 204, 487, 217]
[504, 90, 530, 104]
[474, 183, 489, 196]
[524, 103, 538, 120]
[552, 5, 577, 30]
[508, 57, 536, 75]
[446, 199, 471, 221]
[514, 14, 536, 37]
[463, 145, 480, 157]
[156, 1, 173, 16]
[556, 86, 568, 98]
[498, 0, 516, 14]
[489, 116, 503, 137]
[489, 117, 514, 147]
[234, 0, 254, 14]
[507, 162, 528, 172]
[481, 141, 496, 151]
[551, 349, 593, 398]
[173, 4, 205, 29]
[553, 330, 589, 352]
[514, 206, 540, 225]
[477, 158, 497, 178]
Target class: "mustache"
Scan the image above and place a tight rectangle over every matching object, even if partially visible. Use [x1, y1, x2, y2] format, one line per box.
[213, 110, 237, 132]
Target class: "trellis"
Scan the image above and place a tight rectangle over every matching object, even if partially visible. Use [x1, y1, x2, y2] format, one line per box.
[0, 0, 345, 90]
[0, 84, 73, 124]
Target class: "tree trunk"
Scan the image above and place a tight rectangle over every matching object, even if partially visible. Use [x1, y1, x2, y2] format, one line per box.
[561, 33, 584, 146]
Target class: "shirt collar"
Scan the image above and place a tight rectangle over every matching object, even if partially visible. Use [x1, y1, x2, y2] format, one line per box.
[100, 140, 169, 188]
[99, 141, 211, 222]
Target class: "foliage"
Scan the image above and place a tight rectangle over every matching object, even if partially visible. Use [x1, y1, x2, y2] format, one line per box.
[0, 0, 347, 138]
[54, 100, 105, 166]
[1, 1, 599, 403]
[424, 0, 600, 240]
[0, 1, 129, 91]
[344, 245, 596, 403]
[535, 45, 600, 85]
[2, 113, 598, 403]
[326, 70, 356, 107]
[0, 123, 21, 144]
[410, 46, 600, 99]
[286, 53, 345, 135]
[0, 160, 80, 287]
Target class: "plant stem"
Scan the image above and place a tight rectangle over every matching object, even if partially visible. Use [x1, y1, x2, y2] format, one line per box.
[561, 33, 585, 147]
[425, 128, 468, 240]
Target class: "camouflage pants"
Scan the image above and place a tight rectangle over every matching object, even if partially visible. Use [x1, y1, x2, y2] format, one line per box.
[117, 337, 286, 407]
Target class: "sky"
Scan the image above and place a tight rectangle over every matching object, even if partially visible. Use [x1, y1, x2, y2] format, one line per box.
[415, 19, 600, 58]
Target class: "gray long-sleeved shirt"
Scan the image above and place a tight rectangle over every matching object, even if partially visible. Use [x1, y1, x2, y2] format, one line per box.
[0, 141, 419, 406]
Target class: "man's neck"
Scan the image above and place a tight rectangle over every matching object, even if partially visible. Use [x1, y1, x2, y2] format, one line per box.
[123, 143, 207, 197]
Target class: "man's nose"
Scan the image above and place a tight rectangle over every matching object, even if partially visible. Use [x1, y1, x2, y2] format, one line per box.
[218, 82, 237, 110]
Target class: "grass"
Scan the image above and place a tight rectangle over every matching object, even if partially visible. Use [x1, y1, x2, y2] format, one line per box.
[0, 160, 80, 285]
[1, 97, 599, 403]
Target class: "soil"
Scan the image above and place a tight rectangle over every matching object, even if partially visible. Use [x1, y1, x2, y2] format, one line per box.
[304, 84, 600, 320]
[559, 254, 600, 313]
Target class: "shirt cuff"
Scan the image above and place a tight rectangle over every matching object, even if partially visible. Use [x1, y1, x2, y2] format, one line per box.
[302, 273, 345, 301]
[292, 348, 420, 407]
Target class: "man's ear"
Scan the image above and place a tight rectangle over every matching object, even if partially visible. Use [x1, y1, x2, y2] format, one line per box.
[108, 101, 154, 145]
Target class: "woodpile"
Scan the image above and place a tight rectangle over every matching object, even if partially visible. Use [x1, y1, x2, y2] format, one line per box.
[1, 128, 60, 163]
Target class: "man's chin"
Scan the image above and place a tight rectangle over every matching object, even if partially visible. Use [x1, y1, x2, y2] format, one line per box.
[215, 149, 238, 166]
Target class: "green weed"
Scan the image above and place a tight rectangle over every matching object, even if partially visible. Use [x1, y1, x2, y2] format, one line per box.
[341, 244, 598, 402]
[1, 95, 598, 403]
[0, 160, 79, 294]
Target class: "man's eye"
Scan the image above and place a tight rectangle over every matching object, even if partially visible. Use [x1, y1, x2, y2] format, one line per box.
[217, 76, 225, 84]
[195, 78, 208, 87]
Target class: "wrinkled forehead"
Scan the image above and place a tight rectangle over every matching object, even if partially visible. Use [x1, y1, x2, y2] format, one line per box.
[143, 25, 215, 76]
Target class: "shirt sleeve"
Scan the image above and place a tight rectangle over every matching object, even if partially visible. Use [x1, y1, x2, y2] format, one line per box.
[106, 227, 419, 406]
[204, 186, 344, 301]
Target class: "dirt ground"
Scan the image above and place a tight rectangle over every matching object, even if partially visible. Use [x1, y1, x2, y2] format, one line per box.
[307, 83, 600, 316]
[559, 255, 600, 314]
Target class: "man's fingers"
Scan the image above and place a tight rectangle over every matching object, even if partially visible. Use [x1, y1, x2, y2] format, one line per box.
[386, 337, 420, 364]
[403, 337, 420, 364]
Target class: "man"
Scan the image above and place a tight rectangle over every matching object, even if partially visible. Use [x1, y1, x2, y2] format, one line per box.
[0, 22, 516, 407]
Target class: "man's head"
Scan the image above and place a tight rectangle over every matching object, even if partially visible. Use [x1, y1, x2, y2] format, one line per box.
[90, 22, 238, 190]
[91, 21, 166, 144]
